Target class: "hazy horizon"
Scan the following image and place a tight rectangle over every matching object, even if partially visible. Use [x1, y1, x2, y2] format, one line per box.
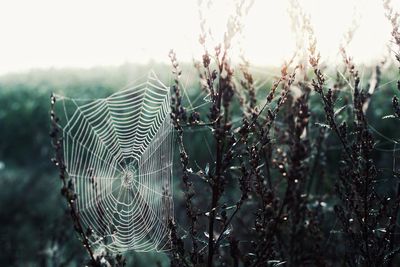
[0, 0, 398, 75]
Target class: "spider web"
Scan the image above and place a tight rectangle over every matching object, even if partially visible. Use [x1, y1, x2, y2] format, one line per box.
[55, 71, 174, 253]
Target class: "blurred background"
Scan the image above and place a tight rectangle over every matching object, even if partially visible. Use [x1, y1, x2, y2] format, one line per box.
[1, 0, 400, 266]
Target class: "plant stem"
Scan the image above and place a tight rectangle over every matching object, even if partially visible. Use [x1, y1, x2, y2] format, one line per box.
[207, 59, 226, 267]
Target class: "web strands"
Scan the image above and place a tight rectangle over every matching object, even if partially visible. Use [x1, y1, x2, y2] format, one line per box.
[60, 72, 173, 253]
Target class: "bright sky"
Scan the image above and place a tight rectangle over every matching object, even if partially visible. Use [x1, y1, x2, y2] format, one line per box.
[0, 0, 398, 74]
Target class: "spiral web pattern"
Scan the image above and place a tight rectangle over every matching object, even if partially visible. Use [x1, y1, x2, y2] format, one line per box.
[57, 72, 173, 252]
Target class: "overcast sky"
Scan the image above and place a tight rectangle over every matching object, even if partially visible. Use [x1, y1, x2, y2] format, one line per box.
[0, 0, 398, 74]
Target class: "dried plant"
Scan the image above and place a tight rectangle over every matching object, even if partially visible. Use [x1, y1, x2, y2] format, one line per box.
[167, 1, 400, 267]
[48, 1, 400, 266]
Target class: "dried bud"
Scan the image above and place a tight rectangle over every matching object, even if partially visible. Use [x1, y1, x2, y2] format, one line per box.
[203, 53, 210, 68]
[393, 96, 400, 118]
[339, 122, 347, 138]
